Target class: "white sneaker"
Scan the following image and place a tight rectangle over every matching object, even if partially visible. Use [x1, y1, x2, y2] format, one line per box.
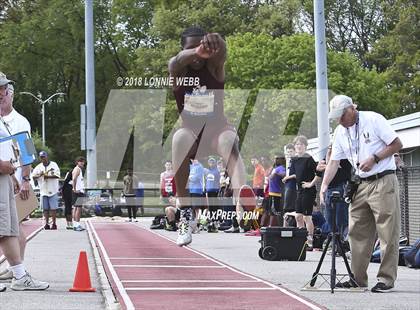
[0, 269, 13, 281]
[0, 283, 6, 292]
[11, 273, 49, 291]
[176, 220, 192, 246]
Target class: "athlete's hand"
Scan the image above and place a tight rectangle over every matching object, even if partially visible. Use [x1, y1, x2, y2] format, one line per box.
[195, 44, 215, 59]
[201, 33, 222, 53]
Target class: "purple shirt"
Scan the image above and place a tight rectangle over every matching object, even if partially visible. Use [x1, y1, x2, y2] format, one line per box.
[269, 165, 286, 194]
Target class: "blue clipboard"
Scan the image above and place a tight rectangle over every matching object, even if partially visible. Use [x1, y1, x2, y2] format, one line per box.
[0, 131, 36, 168]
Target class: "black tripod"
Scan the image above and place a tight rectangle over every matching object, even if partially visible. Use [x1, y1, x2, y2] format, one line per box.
[308, 191, 356, 293]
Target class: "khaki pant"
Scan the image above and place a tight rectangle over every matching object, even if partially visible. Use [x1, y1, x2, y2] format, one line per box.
[348, 173, 400, 287]
[0, 174, 19, 237]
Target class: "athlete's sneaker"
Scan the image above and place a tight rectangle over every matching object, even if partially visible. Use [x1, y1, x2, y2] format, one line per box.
[51, 223, 57, 230]
[11, 273, 49, 291]
[176, 220, 192, 246]
[224, 226, 240, 233]
[0, 269, 13, 281]
[0, 283, 5, 292]
[73, 226, 85, 231]
[44, 224, 50, 230]
[371, 282, 394, 293]
[245, 229, 261, 236]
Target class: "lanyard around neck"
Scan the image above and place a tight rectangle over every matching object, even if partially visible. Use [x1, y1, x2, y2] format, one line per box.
[346, 112, 360, 172]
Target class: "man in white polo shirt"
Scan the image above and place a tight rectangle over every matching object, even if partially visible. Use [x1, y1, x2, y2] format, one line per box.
[320, 95, 402, 293]
[0, 72, 49, 291]
[32, 151, 60, 230]
[0, 76, 32, 275]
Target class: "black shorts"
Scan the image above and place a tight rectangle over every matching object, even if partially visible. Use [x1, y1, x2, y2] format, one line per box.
[268, 195, 283, 215]
[207, 191, 219, 210]
[62, 190, 73, 216]
[72, 192, 86, 207]
[295, 188, 316, 216]
[284, 186, 297, 212]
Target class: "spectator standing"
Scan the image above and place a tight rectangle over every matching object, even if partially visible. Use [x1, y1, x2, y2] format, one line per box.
[123, 168, 139, 222]
[31, 151, 61, 230]
[61, 168, 74, 229]
[251, 157, 265, 197]
[0, 77, 34, 282]
[0, 72, 49, 290]
[160, 161, 176, 205]
[321, 95, 402, 292]
[204, 157, 220, 232]
[189, 158, 205, 222]
[289, 136, 320, 251]
[282, 143, 297, 212]
[268, 156, 286, 226]
[71, 157, 86, 231]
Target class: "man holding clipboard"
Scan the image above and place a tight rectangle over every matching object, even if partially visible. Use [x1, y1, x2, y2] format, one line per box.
[0, 72, 48, 291]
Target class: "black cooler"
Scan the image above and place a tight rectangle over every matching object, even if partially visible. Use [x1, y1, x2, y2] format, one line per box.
[259, 227, 308, 261]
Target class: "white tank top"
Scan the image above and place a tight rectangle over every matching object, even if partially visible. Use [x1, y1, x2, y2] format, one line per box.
[74, 166, 84, 193]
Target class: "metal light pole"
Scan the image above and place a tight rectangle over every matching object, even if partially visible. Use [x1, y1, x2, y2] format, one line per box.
[85, 0, 97, 188]
[20, 91, 65, 147]
[314, 0, 330, 160]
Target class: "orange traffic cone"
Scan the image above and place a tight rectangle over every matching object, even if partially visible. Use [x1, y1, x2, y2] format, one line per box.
[69, 251, 96, 292]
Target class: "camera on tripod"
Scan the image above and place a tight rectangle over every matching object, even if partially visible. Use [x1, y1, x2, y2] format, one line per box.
[330, 190, 342, 203]
[344, 169, 361, 203]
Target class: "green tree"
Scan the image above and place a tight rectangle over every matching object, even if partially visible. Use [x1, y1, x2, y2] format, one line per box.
[368, 0, 419, 113]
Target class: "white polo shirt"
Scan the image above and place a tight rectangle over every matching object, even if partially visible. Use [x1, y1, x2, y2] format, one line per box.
[1, 109, 31, 183]
[331, 111, 398, 178]
[32, 161, 60, 197]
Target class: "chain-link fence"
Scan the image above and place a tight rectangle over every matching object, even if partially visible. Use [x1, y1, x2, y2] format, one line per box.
[397, 166, 420, 243]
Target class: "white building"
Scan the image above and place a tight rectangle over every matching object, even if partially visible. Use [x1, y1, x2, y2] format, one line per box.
[307, 112, 420, 166]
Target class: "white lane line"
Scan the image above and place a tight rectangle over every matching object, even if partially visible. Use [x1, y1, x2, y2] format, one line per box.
[125, 287, 276, 291]
[113, 265, 224, 268]
[146, 227, 323, 310]
[121, 280, 257, 283]
[88, 220, 135, 310]
[110, 257, 207, 260]
[86, 219, 120, 309]
[0, 222, 44, 264]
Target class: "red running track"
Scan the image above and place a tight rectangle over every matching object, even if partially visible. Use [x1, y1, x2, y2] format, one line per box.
[88, 221, 324, 310]
[0, 218, 44, 261]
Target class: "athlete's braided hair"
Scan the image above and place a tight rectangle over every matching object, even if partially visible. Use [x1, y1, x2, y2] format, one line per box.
[181, 26, 206, 48]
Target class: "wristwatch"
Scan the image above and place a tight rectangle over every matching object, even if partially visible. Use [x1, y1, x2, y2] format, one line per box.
[373, 154, 380, 164]
[22, 176, 31, 182]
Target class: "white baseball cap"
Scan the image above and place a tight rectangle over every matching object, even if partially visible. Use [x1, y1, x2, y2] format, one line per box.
[328, 95, 354, 119]
[0, 72, 14, 87]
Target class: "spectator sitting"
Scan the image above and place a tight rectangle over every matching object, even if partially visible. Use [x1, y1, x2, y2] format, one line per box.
[164, 197, 179, 231]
